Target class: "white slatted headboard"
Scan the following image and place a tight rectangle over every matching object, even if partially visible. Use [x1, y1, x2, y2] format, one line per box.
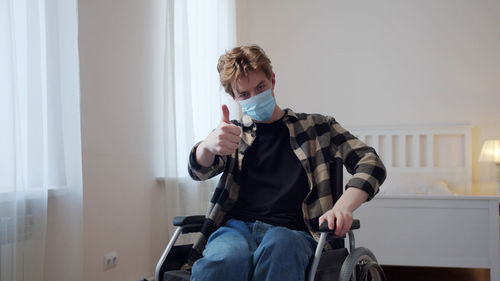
[348, 125, 472, 195]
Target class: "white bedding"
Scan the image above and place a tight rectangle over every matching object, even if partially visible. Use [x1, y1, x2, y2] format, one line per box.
[344, 125, 500, 281]
[377, 174, 456, 196]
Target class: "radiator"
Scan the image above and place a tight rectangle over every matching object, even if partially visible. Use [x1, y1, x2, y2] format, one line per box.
[0, 215, 34, 281]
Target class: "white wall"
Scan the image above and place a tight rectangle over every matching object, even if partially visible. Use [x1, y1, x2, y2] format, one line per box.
[78, 0, 167, 280]
[238, 0, 500, 194]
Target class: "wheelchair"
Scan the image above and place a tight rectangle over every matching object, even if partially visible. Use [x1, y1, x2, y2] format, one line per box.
[153, 158, 386, 281]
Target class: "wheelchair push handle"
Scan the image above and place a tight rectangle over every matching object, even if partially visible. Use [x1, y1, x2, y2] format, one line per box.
[319, 219, 360, 233]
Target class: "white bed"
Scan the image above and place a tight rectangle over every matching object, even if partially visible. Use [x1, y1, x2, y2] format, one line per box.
[347, 125, 500, 281]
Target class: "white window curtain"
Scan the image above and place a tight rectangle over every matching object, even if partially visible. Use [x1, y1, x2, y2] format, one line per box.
[0, 0, 82, 280]
[163, 0, 238, 237]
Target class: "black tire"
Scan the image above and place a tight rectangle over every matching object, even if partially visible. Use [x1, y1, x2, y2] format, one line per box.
[358, 261, 386, 281]
[339, 247, 386, 281]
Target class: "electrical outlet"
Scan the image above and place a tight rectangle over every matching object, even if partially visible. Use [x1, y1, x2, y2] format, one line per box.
[103, 251, 118, 270]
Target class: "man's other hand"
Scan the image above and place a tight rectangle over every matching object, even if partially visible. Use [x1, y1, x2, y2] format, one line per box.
[318, 206, 353, 237]
[318, 188, 368, 236]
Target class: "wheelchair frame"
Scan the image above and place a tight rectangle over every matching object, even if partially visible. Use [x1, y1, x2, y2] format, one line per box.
[153, 158, 386, 281]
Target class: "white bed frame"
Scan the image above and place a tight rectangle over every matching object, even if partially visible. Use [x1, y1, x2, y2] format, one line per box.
[348, 125, 500, 281]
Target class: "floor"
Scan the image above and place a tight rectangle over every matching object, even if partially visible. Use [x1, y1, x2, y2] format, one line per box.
[382, 266, 490, 281]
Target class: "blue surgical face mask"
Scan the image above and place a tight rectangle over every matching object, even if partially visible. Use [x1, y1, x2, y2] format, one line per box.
[238, 88, 276, 122]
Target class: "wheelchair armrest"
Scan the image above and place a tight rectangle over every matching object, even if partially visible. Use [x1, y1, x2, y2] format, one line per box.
[319, 219, 360, 233]
[180, 224, 203, 234]
[173, 215, 205, 227]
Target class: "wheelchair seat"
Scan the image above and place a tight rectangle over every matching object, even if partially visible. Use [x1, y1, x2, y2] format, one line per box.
[154, 216, 385, 281]
[162, 247, 349, 281]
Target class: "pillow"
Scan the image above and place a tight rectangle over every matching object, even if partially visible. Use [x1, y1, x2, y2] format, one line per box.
[377, 173, 455, 195]
[426, 178, 456, 195]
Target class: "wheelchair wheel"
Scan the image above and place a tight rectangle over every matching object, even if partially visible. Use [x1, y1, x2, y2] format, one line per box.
[339, 247, 386, 281]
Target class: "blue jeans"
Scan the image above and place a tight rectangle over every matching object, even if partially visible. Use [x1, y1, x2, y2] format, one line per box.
[191, 219, 317, 281]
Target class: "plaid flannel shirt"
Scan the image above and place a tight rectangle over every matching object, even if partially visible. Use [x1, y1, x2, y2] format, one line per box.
[187, 108, 386, 262]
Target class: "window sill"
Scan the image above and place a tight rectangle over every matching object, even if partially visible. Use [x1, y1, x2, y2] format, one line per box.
[0, 187, 75, 202]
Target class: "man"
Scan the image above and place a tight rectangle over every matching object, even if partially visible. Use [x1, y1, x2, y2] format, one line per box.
[188, 45, 386, 281]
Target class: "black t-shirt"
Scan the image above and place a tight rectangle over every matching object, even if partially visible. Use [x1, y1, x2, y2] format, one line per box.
[227, 117, 310, 231]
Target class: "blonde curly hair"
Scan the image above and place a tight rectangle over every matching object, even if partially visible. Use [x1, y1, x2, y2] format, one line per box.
[217, 45, 273, 97]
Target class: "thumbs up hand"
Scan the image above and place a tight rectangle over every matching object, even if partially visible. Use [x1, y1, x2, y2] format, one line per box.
[210, 104, 242, 155]
[195, 105, 242, 167]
